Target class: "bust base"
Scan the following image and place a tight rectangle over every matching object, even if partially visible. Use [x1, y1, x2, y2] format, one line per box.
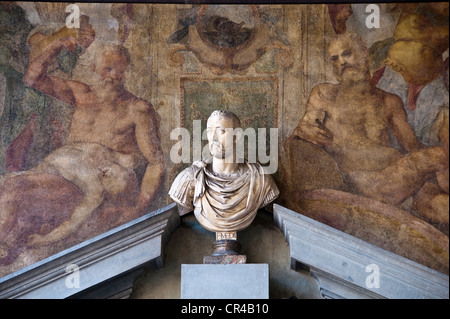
[203, 239, 247, 264]
[203, 254, 247, 264]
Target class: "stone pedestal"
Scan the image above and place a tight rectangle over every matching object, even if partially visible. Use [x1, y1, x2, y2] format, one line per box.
[203, 254, 247, 264]
[181, 264, 269, 299]
[203, 239, 246, 264]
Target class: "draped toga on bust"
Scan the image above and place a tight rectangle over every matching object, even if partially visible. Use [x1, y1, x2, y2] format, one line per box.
[168, 159, 279, 233]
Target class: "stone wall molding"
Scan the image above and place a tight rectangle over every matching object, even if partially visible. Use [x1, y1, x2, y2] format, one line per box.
[273, 204, 449, 299]
[0, 203, 180, 299]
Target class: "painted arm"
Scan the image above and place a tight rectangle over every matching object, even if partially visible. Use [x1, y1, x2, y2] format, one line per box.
[133, 101, 166, 212]
[24, 36, 77, 105]
[293, 85, 333, 147]
[24, 24, 95, 105]
[385, 93, 425, 152]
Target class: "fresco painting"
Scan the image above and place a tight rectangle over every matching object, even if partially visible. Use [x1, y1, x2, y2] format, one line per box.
[0, 2, 448, 278]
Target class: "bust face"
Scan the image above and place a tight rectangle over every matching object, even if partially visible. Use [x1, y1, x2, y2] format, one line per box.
[206, 115, 236, 160]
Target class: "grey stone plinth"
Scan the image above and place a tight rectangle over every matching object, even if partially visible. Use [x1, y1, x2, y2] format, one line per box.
[0, 203, 180, 299]
[273, 204, 449, 299]
[181, 264, 269, 299]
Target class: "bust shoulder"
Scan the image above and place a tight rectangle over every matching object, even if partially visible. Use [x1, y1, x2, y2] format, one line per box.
[243, 162, 280, 207]
[168, 162, 204, 212]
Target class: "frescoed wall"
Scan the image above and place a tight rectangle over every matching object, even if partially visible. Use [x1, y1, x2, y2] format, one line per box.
[0, 2, 448, 278]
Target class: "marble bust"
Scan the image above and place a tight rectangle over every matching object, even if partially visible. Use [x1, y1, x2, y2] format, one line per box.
[169, 110, 279, 240]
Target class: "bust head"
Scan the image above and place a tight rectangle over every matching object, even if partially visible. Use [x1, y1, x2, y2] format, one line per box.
[206, 110, 242, 160]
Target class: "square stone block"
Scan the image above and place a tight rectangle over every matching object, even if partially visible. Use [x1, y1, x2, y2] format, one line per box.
[181, 264, 269, 299]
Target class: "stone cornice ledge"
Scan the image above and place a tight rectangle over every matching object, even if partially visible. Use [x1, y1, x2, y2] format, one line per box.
[273, 204, 449, 299]
[0, 203, 180, 299]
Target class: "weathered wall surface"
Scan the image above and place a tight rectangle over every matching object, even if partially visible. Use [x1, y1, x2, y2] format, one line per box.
[1, 2, 448, 281]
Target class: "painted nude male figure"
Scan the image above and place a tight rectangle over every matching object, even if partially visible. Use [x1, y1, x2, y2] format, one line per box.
[0, 24, 165, 251]
[292, 32, 448, 223]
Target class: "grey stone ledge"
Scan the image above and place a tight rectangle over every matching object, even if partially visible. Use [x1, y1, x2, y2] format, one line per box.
[273, 204, 449, 299]
[0, 203, 180, 299]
